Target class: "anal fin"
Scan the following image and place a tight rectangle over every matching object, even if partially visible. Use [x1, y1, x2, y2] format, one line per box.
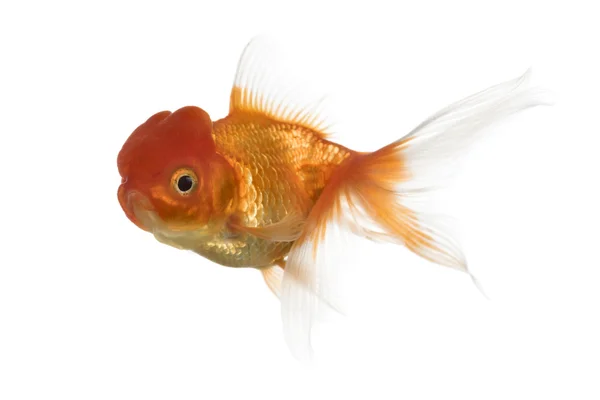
[261, 260, 285, 299]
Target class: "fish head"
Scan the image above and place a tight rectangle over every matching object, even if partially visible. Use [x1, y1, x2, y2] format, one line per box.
[117, 106, 236, 245]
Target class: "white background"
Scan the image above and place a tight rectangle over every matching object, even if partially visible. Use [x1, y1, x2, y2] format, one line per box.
[1, 1, 599, 399]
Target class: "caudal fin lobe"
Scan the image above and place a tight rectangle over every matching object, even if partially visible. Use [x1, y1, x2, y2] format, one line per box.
[346, 68, 552, 272]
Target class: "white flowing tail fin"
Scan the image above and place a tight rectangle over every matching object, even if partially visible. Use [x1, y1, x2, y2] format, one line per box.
[280, 69, 553, 361]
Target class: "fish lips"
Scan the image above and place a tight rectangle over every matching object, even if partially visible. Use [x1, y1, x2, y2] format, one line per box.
[117, 183, 156, 232]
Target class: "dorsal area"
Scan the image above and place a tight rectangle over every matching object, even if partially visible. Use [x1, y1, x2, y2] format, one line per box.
[226, 36, 335, 140]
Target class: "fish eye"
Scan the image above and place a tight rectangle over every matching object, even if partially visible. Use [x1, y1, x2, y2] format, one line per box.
[172, 169, 198, 195]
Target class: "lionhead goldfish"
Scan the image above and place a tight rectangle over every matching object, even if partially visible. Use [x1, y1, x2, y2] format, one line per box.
[117, 37, 549, 360]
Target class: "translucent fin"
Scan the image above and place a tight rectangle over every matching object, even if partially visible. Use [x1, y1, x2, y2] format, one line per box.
[229, 212, 305, 242]
[395, 68, 554, 192]
[280, 173, 360, 361]
[228, 36, 334, 138]
[344, 68, 552, 274]
[280, 233, 318, 362]
[261, 261, 285, 299]
[280, 69, 550, 360]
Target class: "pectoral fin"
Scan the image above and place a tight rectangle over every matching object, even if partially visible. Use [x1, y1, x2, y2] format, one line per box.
[229, 212, 305, 242]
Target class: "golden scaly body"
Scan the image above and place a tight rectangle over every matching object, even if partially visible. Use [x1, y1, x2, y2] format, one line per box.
[192, 113, 351, 269]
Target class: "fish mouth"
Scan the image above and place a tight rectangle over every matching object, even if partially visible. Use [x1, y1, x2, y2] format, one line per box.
[118, 187, 214, 251]
[125, 190, 161, 232]
[118, 185, 150, 232]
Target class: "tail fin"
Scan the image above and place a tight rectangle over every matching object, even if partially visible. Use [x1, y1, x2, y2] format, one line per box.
[347, 69, 552, 273]
[281, 69, 552, 361]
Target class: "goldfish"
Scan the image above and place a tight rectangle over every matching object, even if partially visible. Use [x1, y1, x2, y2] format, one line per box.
[117, 37, 549, 360]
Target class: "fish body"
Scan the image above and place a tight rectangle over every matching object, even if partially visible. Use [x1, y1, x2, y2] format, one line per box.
[117, 38, 550, 360]
[200, 112, 352, 268]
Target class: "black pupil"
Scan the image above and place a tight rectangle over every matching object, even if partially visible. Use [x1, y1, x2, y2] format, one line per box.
[177, 175, 194, 192]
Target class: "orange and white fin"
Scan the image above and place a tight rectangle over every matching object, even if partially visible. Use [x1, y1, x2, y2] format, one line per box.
[229, 212, 305, 242]
[261, 261, 285, 298]
[280, 69, 552, 360]
[228, 36, 334, 138]
[281, 192, 352, 362]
